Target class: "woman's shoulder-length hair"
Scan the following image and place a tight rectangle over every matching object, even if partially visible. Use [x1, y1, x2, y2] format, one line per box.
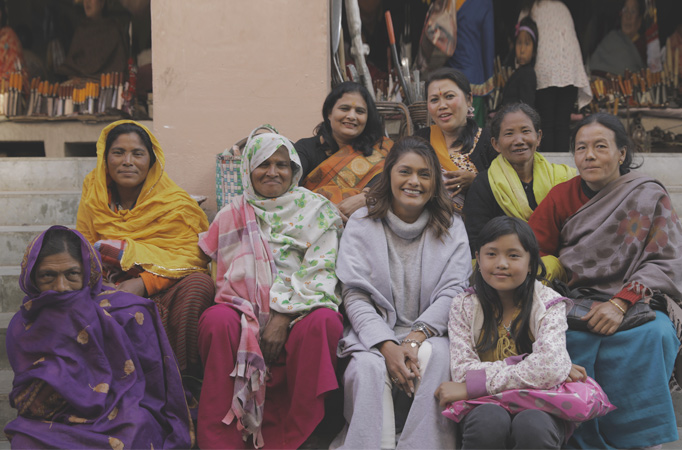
[366, 136, 455, 239]
[314, 81, 384, 157]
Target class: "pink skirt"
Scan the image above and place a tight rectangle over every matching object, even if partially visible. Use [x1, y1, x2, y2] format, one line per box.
[197, 305, 343, 449]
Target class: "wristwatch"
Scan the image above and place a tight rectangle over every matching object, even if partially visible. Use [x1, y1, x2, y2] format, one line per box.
[411, 321, 433, 339]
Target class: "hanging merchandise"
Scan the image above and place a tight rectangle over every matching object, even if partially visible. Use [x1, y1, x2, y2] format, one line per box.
[345, 0, 374, 98]
[645, 0, 662, 72]
[414, 0, 457, 73]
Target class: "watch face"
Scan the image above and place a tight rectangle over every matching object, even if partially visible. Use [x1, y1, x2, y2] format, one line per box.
[410, 342, 418, 348]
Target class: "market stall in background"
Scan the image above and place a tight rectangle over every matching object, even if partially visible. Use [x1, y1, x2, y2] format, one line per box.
[0, 0, 151, 156]
[332, 0, 682, 152]
[2, 0, 682, 155]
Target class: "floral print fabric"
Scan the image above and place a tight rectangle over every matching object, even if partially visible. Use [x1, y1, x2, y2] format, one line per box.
[559, 172, 682, 301]
[448, 282, 572, 396]
[198, 132, 342, 445]
[241, 133, 343, 315]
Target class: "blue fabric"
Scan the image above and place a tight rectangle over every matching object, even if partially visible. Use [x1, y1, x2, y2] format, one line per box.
[446, 0, 494, 96]
[565, 312, 679, 449]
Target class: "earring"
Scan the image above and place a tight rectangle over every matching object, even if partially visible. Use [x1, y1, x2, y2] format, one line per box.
[619, 160, 624, 165]
[467, 106, 475, 119]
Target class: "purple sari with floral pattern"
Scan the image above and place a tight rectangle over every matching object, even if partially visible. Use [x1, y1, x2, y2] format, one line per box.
[4, 226, 193, 449]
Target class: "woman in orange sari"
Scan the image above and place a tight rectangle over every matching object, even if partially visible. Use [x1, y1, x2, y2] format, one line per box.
[296, 81, 393, 221]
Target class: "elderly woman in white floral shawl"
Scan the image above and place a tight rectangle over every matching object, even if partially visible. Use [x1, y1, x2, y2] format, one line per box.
[197, 129, 344, 449]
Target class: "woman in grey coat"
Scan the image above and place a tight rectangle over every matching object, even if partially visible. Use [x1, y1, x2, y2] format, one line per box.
[331, 137, 472, 449]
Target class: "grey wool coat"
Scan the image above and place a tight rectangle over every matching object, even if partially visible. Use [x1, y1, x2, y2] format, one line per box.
[333, 207, 472, 449]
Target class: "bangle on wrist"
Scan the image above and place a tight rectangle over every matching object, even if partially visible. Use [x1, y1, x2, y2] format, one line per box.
[609, 298, 626, 315]
[401, 338, 421, 348]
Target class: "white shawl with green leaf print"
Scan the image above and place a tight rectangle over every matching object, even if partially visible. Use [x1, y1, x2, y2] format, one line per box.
[242, 132, 343, 314]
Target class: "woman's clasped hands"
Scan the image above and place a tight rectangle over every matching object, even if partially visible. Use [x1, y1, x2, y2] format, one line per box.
[378, 335, 424, 397]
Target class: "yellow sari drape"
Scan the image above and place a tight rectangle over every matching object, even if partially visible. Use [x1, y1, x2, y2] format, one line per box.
[488, 153, 576, 221]
[77, 120, 209, 278]
[429, 125, 459, 172]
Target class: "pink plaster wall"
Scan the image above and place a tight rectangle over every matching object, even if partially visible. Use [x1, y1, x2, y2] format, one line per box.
[150, 0, 330, 214]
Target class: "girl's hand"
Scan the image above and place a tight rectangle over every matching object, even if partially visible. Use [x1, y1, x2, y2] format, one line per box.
[260, 311, 293, 365]
[565, 363, 587, 383]
[443, 170, 475, 197]
[378, 341, 417, 397]
[116, 278, 147, 297]
[582, 299, 627, 335]
[435, 381, 468, 408]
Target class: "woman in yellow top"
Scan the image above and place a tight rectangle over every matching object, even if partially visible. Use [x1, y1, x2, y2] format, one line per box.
[77, 120, 215, 382]
[462, 103, 575, 278]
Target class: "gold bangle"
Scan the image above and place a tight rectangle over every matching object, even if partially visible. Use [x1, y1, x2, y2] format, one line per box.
[608, 299, 626, 315]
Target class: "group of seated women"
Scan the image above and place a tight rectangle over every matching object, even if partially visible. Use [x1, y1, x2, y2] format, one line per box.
[5, 68, 682, 450]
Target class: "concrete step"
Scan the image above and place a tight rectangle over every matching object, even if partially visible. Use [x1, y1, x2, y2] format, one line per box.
[0, 314, 14, 372]
[0, 369, 16, 442]
[0, 158, 95, 192]
[0, 267, 22, 315]
[0, 315, 15, 439]
[544, 153, 682, 213]
[0, 191, 81, 226]
[0, 225, 72, 267]
[544, 153, 682, 189]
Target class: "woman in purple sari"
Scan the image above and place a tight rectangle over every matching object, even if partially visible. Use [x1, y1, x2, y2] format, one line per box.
[4, 226, 193, 449]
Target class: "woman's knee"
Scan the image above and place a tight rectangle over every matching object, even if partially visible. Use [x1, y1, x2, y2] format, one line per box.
[348, 351, 387, 380]
[460, 404, 510, 448]
[511, 410, 563, 449]
[198, 304, 240, 342]
[299, 307, 343, 339]
[176, 273, 215, 301]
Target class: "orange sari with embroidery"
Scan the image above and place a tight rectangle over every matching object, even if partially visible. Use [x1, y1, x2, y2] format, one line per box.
[302, 137, 393, 204]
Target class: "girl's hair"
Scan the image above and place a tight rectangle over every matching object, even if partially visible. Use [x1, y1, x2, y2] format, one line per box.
[314, 81, 384, 157]
[490, 102, 542, 140]
[473, 216, 546, 355]
[366, 136, 455, 238]
[32, 228, 83, 284]
[424, 67, 479, 153]
[516, 16, 539, 66]
[569, 112, 640, 174]
[104, 122, 157, 167]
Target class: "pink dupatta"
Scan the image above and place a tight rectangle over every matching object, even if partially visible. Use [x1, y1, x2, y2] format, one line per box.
[198, 197, 275, 447]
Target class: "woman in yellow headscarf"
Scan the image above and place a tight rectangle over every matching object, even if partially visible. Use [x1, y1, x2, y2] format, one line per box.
[77, 120, 214, 382]
[462, 103, 575, 279]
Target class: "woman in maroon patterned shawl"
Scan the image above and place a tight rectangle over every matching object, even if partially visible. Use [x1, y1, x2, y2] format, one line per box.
[4, 226, 193, 449]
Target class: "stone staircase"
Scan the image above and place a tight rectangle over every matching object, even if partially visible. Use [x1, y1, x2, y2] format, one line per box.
[0, 157, 96, 438]
[0, 154, 681, 445]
